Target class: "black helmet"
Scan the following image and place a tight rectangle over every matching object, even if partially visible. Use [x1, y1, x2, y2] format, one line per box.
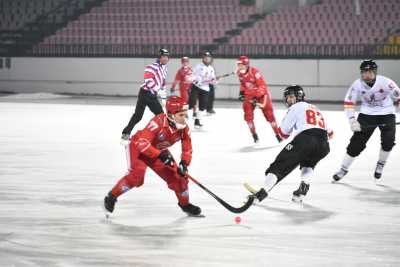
[284, 85, 305, 105]
[202, 51, 212, 57]
[159, 48, 169, 57]
[360, 60, 377, 72]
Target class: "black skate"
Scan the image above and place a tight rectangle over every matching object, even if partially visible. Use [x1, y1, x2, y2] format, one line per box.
[252, 133, 259, 144]
[104, 192, 117, 216]
[275, 134, 283, 143]
[194, 119, 203, 129]
[207, 109, 216, 116]
[179, 203, 202, 216]
[332, 168, 348, 182]
[374, 161, 385, 179]
[292, 181, 310, 203]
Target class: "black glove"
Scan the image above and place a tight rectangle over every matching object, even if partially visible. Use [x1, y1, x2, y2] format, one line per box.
[251, 98, 258, 107]
[177, 160, 188, 177]
[238, 91, 245, 101]
[158, 151, 174, 167]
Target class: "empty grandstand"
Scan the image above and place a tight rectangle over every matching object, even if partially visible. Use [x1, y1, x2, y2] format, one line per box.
[1, 0, 399, 58]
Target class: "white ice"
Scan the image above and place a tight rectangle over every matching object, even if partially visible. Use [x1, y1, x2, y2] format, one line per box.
[0, 100, 399, 267]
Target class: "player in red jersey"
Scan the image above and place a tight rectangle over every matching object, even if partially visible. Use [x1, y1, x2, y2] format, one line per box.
[171, 57, 193, 103]
[236, 56, 281, 143]
[104, 96, 201, 217]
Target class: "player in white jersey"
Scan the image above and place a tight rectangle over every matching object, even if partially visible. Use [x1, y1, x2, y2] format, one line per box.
[333, 60, 400, 181]
[189, 51, 217, 128]
[248, 85, 332, 203]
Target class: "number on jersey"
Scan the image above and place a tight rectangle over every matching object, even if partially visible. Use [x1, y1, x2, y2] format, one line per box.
[305, 109, 325, 128]
[147, 121, 159, 131]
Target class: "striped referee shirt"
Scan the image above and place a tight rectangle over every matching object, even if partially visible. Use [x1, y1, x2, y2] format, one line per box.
[141, 60, 167, 95]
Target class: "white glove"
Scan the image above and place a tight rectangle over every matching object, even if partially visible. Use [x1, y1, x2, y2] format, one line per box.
[349, 117, 361, 132]
[158, 88, 167, 100]
[120, 134, 130, 146]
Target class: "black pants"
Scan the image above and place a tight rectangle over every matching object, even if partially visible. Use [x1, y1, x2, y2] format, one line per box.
[122, 88, 164, 135]
[207, 84, 215, 112]
[189, 84, 209, 112]
[347, 113, 396, 157]
[266, 128, 330, 182]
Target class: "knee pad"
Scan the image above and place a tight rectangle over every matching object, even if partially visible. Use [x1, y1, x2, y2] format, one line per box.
[381, 141, 395, 152]
[125, 172, 145, 188]
[168, 177, 188, 193]
[347, 141, 366, 157]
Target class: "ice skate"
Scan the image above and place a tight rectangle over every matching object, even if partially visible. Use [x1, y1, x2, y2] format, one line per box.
[194, 118, 203, 129]
[103, 192, 117, 218]
[179, 203, 202, 216]
[332, 168, 348, 182]
[292, 181, 310, 203]
[252, 133, 259, 144]
[374, 161, 385, 179]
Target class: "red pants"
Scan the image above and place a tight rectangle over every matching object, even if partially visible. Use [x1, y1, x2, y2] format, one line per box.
[111, 145, 189, 205]
[242, 92, 278, 135]
[179, 84, 191, 103]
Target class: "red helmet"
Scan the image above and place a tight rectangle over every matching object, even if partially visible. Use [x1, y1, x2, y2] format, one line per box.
[181, 56, 189, 63]
[237, 56, 250, 66]
[166, 96, 188, 114]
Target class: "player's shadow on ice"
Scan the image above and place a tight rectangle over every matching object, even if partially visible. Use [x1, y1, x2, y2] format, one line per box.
[239, 144, 280, 153]
[105, 216, 192, 249]
[256, 202, 335, 225]
[333, 182, 400, 206]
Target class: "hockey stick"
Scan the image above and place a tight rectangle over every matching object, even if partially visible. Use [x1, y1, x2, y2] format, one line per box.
[362, 121, 400, 129]
[216, 71, 235, 80]
[186, 174, 255, 214]
[199, 72, 235, 84]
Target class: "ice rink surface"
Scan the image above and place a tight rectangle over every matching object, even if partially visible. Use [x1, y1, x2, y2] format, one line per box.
[0, 95, 399, 267]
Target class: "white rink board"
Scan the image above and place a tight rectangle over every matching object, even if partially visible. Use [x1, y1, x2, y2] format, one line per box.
[0, 102, 399, 267]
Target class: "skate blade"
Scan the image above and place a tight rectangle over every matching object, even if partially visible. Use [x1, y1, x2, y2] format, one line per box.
[292, 195, 304, 203]
[331, 175, 343, 183]
[102, 204, 112, 219]
[186, 213, 205, 218]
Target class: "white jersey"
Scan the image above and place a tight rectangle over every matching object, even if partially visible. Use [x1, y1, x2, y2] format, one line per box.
[192, 62, 216, 92]
[344, 75, 400, 119]
[279, 101, 330, 138]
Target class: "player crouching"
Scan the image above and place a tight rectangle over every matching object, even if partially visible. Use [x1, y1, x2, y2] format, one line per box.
[246, 85, 332, 203]
[104, 96, 201, 217]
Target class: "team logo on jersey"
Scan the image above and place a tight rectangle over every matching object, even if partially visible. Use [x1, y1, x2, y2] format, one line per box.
[370, 94, 375, 102]
[158, 132, 166, 141]
[285, 144, 293, 151]
[121, 185, 131, 193]
[245, 82, 254, 89]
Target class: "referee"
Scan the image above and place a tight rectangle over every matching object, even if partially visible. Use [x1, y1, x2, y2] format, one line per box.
[121, 48, 169, 143]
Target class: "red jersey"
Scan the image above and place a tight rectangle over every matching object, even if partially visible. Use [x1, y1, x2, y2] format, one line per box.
[132, 114, 192, 164]
[171, 66, 193, 91]
[237, 67, 268, 99]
